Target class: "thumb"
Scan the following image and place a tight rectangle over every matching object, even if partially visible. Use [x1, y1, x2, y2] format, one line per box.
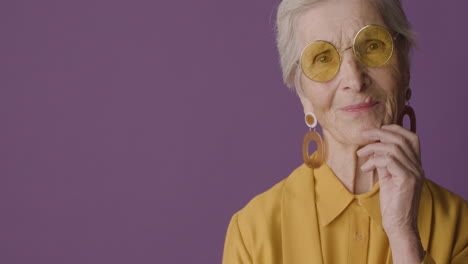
[377, 167, 391, 183]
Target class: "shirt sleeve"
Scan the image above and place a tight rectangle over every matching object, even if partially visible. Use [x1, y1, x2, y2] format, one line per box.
[222, 212, 253, 264]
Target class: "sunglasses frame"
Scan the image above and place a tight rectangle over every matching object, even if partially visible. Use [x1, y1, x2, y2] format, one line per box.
[299, 24, 400, 82]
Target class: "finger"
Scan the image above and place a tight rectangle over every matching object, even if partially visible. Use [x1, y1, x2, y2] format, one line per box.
[381, 124, 421, 162]
[360, 153, 421, 181]
[362, 128, 418, 164]
[377, 167, 391, 182]
[357, 142, 418, 170]
[361, 148, 422, 179]
[357, 142, 407, 158]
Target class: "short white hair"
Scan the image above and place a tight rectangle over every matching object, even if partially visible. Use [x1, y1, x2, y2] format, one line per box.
[274, 0, 417, 96]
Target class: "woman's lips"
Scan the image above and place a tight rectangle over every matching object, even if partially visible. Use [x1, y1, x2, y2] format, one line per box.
[340, 101, 379, 112]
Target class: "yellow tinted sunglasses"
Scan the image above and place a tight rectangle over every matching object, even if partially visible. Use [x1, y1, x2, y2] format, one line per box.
[300, 24, 399, 82]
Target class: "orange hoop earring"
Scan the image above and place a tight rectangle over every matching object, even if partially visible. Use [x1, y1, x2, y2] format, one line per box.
[397, 105, 416, 133]
[397, 88, 416, 133]
[302, 112, 326, 168]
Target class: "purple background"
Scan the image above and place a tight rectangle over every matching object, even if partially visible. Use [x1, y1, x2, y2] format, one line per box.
[2, 0, 467, 263]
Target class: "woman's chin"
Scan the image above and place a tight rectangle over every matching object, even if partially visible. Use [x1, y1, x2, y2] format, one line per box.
[342, 126, 381, 145]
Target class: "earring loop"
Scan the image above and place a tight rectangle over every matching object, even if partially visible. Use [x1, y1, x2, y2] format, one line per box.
[405, 87, 412, 101]
[397, 105, 416, 133]
[302, 113, 326, 168]
[305, 112, 318, 129]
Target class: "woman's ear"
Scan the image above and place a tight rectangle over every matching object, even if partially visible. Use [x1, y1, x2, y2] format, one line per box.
[298, 92, 314, 115]
[403, 68, 411, 87]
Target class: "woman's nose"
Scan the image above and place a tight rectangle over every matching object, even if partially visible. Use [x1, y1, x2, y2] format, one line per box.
[339, 50, 369, 92]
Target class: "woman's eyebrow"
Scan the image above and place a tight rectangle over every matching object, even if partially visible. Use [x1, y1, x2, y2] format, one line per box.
[306, 28, 357, 49]
[308, 33, 339, 43]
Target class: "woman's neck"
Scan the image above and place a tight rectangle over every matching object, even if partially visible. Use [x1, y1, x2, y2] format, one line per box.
[322, 130, 378, 195]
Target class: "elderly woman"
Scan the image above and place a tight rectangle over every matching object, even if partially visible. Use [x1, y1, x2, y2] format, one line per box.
[221, 0, 468, 263]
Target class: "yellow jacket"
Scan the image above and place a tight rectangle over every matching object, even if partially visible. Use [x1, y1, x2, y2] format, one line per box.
[222, 160, 467, 264]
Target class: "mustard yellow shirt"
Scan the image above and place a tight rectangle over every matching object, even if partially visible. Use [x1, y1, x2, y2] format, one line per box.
[222, 157, 468, 264]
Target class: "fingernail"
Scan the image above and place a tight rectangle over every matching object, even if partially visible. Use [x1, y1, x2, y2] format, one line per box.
[357, 150, 369, 156]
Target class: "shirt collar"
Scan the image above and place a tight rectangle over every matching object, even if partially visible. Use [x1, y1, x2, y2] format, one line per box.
[280, 159, 433, 264]
[314, 161, 383, 229]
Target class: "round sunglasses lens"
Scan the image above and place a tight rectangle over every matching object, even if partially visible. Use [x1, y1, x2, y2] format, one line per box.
[301, 41, 340, 82]
[354, 25, 394, 67]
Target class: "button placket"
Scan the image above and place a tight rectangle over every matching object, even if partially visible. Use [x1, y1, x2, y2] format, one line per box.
[348, 203, 370, 262]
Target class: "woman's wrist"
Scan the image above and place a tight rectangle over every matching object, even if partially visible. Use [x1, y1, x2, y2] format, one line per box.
[387, 228, 425, 263]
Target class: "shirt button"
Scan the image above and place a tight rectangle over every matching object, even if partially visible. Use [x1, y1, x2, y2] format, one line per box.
[355, 232, 363, 240]
[357, 200, 362, 206]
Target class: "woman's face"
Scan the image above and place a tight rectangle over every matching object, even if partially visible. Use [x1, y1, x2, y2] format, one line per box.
[296, 0, 409, 146]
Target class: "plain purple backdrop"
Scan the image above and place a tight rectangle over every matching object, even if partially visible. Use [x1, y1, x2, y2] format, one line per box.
[1, 0, 467, 263]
